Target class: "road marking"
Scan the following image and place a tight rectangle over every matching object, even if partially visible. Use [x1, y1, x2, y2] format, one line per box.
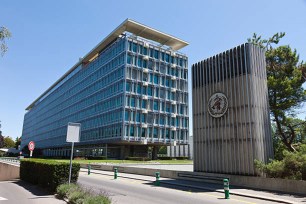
[0, 196, 8, 201]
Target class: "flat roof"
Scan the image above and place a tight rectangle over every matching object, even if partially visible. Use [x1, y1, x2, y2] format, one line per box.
[26, 19, 189, 110]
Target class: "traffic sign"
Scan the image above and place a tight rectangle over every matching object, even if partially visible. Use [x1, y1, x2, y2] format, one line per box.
[28, 141, 35, 151]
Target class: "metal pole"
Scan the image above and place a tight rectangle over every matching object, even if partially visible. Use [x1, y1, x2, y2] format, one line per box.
[68, 142, 74, 185]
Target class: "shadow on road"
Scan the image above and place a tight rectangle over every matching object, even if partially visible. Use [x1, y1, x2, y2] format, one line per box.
[12, 180, 53, 197]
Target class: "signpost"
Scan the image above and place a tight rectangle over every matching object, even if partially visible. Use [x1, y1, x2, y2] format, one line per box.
[28, 141, 35, 158]
[66, 122, 81, 184]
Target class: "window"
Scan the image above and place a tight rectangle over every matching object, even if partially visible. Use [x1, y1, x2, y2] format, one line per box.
[154, 75, 159, 84]
[154, 101, 159, 111]
[161, 102, 165, 112]
[131, 97, 135, 107]
[132, 43, 137, 52]
[141, 114, 146, 123]
[142, 86, 147, 95]
[143, 47, 148, 55]
[153, 128, 158, 138]
[136, 112, 140, 122]
[126, 82, 130, 92]
[160, 115, 164, 125]
[137, 84, 141, 94]
[154, 88, 159, 98]
[125, 111, 129, 121]
[149, 73, 153, 83]
[142, 100, 147, 109]
[166, 129, 170, 139]
[141, 128, 146, 137]
[154, 50, 159, 59]
[148, 86, 153, 96]
[130, 126, 134, 136]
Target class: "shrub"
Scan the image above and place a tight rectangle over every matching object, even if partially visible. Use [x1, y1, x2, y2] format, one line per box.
[254, 144, 306, 180]
[56, 183, 111, 204]
[83, 195, 111, 204]
[20, 159, 80, 191]
[157, 156, 172, 160]
[126, 157, 151, 161]
[87, 156, 107, 160]
[175, 156, 188, 160]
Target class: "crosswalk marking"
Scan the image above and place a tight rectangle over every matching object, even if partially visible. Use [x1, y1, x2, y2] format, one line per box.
[0, 196, 8, 201]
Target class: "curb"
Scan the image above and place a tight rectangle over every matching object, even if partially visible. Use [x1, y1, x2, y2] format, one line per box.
[81, 170, 297, 204]
[160, 180, 297, 204]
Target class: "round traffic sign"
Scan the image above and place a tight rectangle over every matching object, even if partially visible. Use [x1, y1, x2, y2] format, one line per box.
[28, 141, 35, 151]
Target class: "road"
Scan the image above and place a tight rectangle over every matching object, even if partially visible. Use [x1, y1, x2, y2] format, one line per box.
[78, 170, 277, 204]
[0, 180, 64, 204]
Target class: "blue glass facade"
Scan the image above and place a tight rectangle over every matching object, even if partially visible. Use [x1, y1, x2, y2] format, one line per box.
[21, 25, 189, 158]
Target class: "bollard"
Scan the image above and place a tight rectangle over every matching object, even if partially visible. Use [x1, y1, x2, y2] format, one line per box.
[223, 178, 230, 199]
[88, 163, 91, 175]
[155, 172, 160, 186]
[114, 168, 118, 179]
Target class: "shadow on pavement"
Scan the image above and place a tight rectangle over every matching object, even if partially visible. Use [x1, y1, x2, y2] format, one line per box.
[12, 180, 53, 197]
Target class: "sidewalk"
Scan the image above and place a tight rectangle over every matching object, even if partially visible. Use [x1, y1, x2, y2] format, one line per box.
[81, 168, 306, 204]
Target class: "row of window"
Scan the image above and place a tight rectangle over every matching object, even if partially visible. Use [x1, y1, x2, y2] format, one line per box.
[124, 125, 188, 140]
[124, 111, 188, 128]
[127, 40, 187, 67]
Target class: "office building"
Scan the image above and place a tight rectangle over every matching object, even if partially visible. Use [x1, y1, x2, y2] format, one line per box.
[21, 19, 189, 159]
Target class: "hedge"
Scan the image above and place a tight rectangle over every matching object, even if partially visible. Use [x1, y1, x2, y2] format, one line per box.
[126, 156, 151, 161]
[20, 159, 80, 191]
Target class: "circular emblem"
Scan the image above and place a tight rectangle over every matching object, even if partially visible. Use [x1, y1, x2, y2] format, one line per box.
[208, 93, 228, 118]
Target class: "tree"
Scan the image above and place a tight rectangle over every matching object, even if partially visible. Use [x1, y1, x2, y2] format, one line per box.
[3, 136, 15, 148]
[0, 135, 4, 148]
[14, 137, 21, 149]
[248, 33, 306, 152]
[0, 26, 11, 56]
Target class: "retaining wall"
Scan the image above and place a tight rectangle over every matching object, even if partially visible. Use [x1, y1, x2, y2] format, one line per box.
[0, 162, 20, 181]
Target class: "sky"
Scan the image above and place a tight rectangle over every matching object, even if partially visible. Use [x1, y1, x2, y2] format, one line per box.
[0, 0, 306, 139]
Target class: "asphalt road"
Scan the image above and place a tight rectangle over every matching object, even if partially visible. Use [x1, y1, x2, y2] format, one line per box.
[78, 171, 277, 204]
[0, 180, 64, 204]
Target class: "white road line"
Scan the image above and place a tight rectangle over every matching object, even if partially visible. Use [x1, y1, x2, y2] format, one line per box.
[0, 196, 8, 201]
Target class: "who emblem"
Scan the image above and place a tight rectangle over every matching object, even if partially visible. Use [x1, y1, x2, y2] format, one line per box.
[208, 93, 228, 118]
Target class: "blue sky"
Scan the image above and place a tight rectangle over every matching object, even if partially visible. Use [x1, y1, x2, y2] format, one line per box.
[0, 0, 306, 139]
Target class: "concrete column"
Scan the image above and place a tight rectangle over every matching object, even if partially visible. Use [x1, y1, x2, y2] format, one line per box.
[152, 146, 158, 160]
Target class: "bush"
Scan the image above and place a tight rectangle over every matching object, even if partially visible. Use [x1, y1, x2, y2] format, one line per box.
[56, 183, 111, 204]
[20, 159, 80, 191]
[87, 156, 107, 160]
[126, 157, 151, 161]
[254, 144, 306, 180]
[175, 156, 188, 160]
[157, 156, 172, 160]
[83, 195, 111, 204]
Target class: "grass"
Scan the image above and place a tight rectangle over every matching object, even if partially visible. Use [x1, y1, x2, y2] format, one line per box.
[25, 158, 193, 165]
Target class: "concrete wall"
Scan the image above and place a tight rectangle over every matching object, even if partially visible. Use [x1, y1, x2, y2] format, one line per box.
[0, 162, 20, 181]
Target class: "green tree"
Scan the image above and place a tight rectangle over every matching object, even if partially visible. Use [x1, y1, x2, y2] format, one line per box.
[0, 135, 4, 148]
[14, 137, 21, 149]
[248, 33, 306, 152]
[0, 26, 11, 56]
[4, 136, 15, 148]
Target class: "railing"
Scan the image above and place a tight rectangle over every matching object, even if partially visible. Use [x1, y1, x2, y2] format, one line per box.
[0, 157, 20, 165]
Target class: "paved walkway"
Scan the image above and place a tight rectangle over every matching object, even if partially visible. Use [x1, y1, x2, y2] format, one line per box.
[0, 180, 64, 204]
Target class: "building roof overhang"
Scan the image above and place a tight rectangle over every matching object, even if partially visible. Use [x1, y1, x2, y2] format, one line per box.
[26, 19, 188, 111]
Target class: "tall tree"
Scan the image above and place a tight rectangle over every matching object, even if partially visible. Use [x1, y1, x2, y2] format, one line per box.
[4, 136, 15, 148]
[248, 33, 306, 152]
[0, 135, 4, 148]
[14, 137, 21, 149]
[0, 26, 11, 56]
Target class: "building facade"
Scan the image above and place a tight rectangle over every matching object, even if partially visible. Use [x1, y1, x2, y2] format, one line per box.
[192, 43, 273, 175]
[21, 19, 189, 159]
